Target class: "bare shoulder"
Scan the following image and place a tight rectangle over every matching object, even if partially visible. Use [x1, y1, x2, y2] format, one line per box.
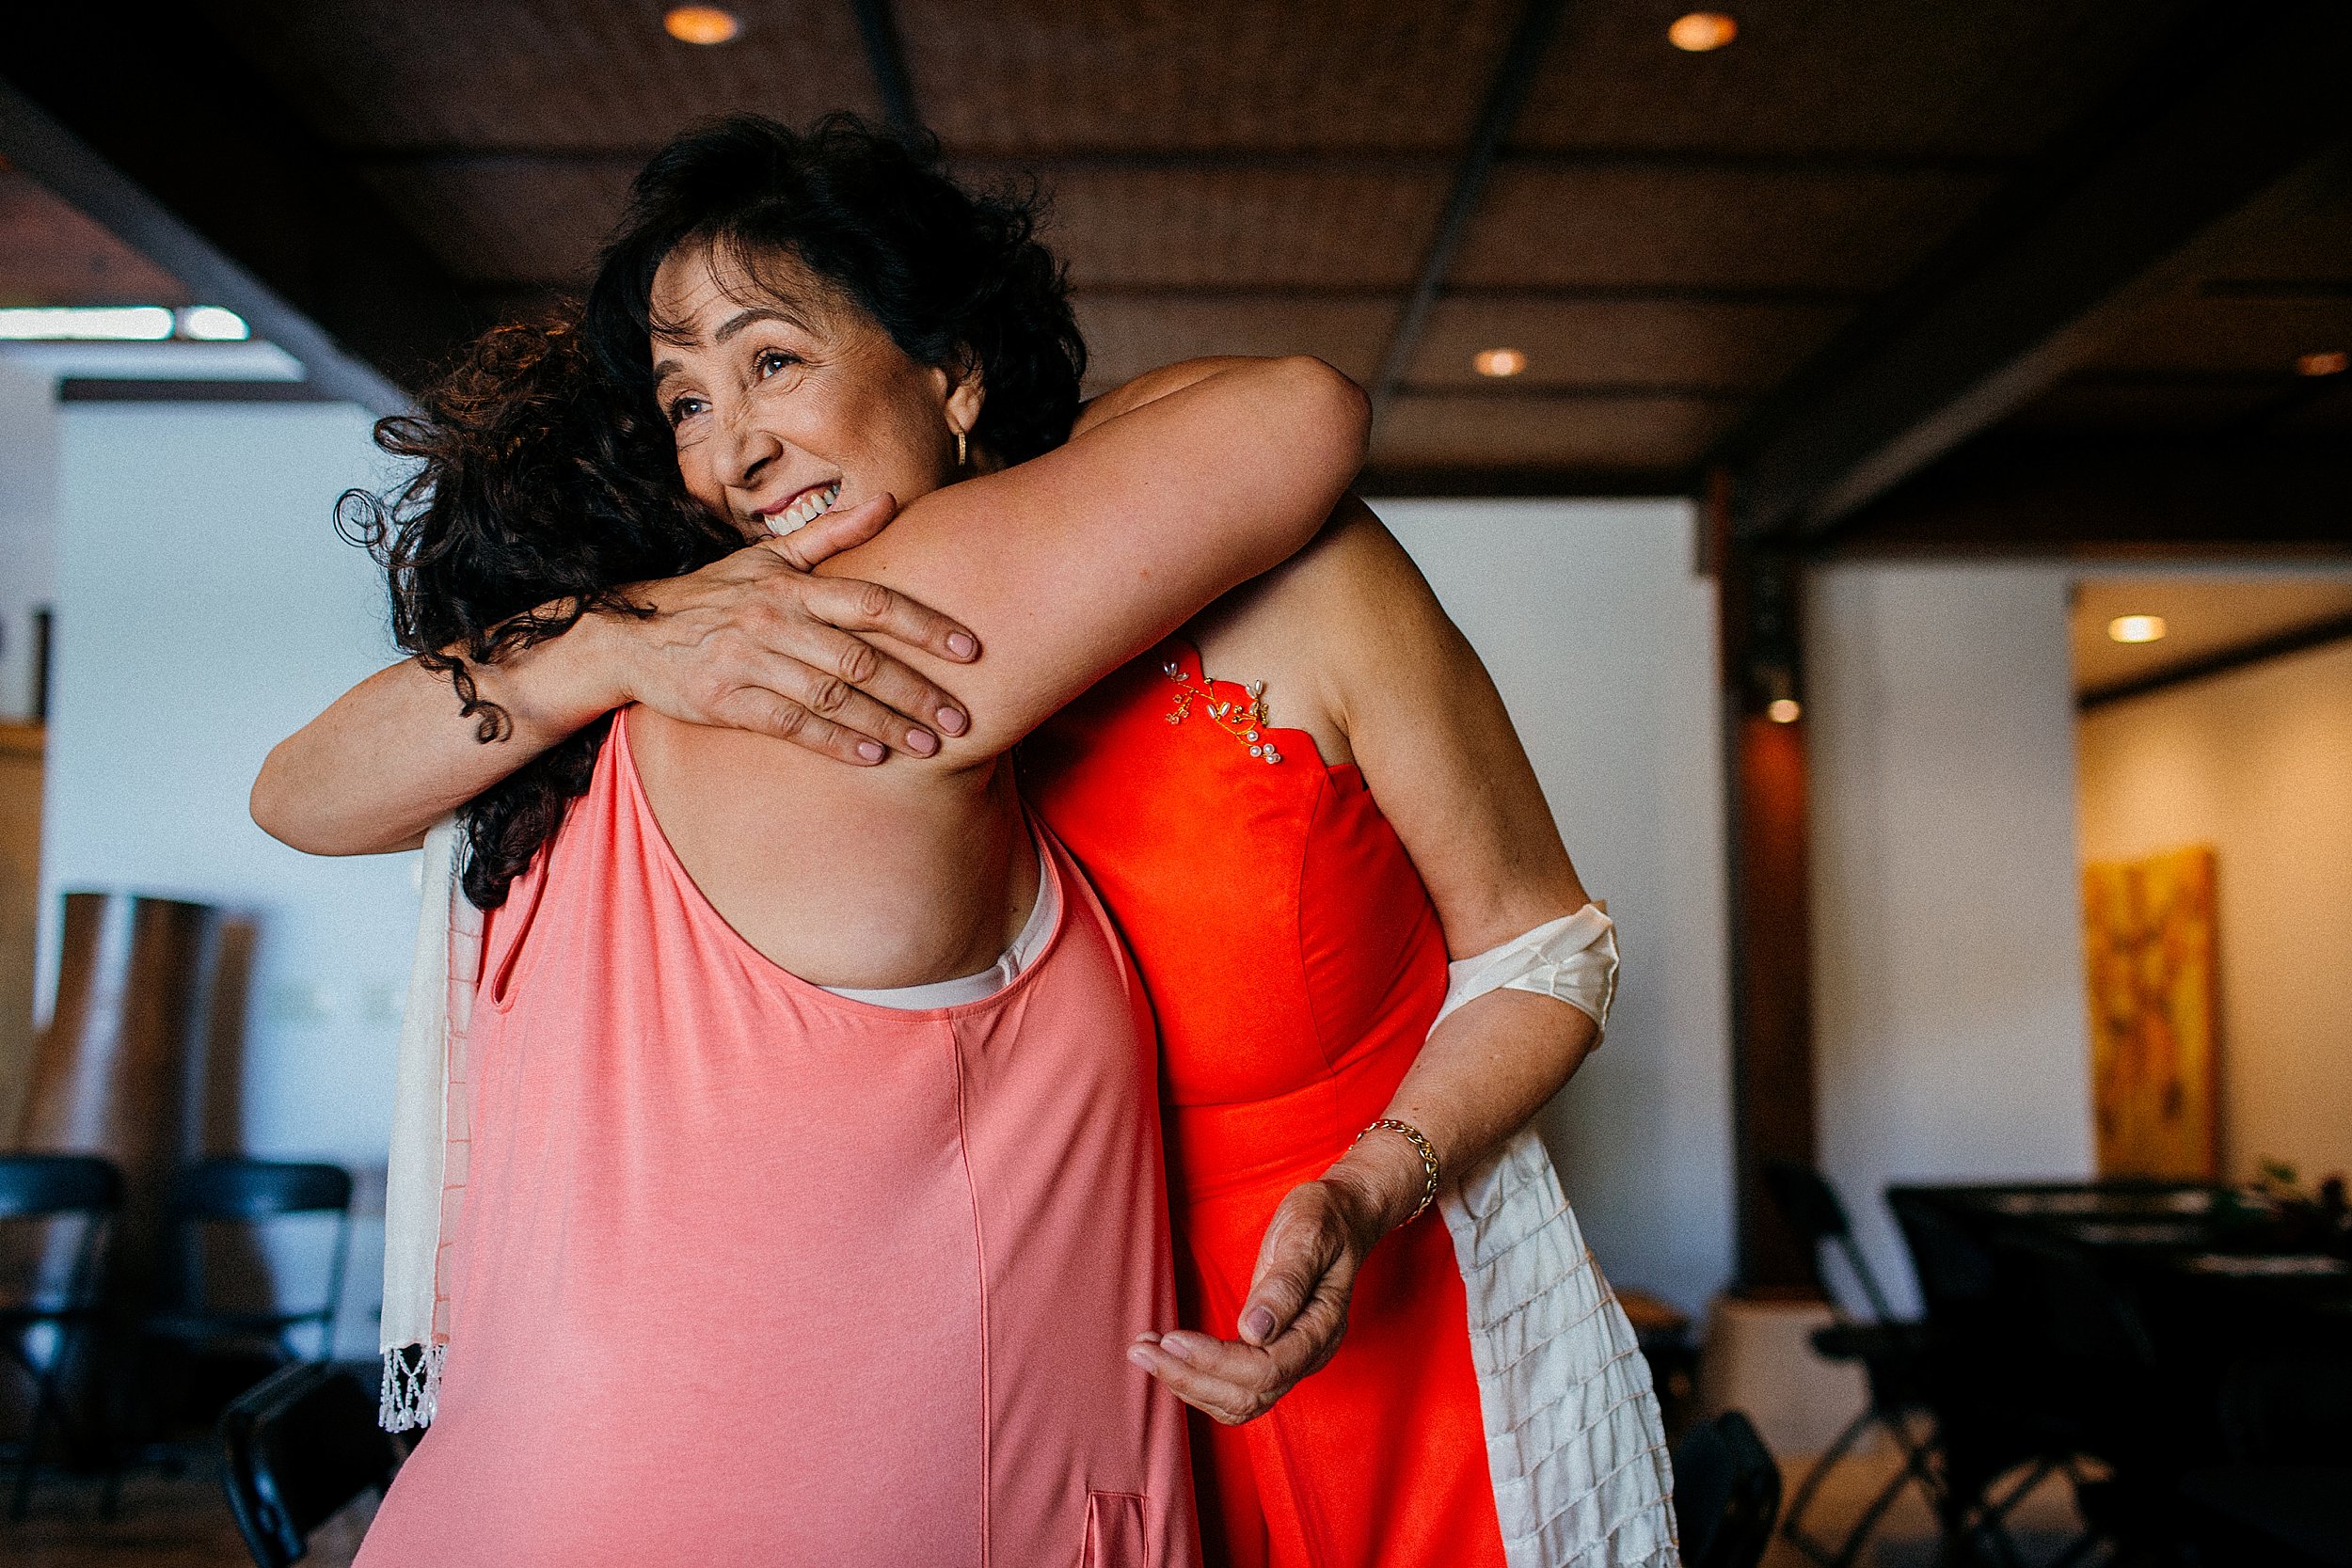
[1186, 498, 1464, 765]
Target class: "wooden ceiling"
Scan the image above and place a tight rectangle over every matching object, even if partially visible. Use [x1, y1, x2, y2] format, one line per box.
[3, 0, 2348, 548]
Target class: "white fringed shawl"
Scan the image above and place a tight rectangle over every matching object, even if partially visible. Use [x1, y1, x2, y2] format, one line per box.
[381, 817, 479, 1430]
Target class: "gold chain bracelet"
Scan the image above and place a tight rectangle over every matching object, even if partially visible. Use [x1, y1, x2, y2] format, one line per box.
[1352, 1118, 1441, 1224]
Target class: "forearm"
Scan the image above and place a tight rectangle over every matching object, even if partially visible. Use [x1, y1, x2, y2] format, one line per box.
[1325, 990, 1597, 1234]
[252, 618, 623, 856]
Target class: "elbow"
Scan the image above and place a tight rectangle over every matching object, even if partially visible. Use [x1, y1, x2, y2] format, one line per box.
[1279, 355, 1372, 469]
[248, 746, 310, 852]
[1269, 356, 1372, 542]
[249, 741, 345, 857]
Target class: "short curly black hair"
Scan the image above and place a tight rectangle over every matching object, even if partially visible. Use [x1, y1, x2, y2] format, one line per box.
[583, 112, 1086, 467]
[341, 313, 741, 908]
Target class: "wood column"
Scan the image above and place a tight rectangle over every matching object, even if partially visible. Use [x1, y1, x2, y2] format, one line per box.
[1708, 477, 1820, 1292]
[13, 892, 221, 1311]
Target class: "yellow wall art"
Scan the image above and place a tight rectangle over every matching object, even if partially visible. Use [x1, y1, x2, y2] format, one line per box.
[2083, 844, 2220, 1179]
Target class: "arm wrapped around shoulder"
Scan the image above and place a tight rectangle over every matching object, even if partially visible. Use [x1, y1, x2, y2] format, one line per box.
[1432, 904, 1619, 1041]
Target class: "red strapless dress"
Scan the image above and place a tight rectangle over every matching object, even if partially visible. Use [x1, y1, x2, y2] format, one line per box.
[1025, 641, 1508, 1568]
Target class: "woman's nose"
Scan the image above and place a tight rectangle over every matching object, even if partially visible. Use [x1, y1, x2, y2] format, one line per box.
[717, 406, 783, 490]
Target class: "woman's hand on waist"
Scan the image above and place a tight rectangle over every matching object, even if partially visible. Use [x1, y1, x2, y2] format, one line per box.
[600, 492, 980, 763]
[1125, 1145, 1422, 1424]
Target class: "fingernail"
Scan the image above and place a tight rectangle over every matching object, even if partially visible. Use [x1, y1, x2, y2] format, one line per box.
[946, 633, 977, 659]
[1241, 1307, 1277, 1343]
[1127, 1346, 1157, 1371]
[1133, 1331, 1162, 1347]
[907, 730, 939, 756]
[857, 740, 885, 763]
[937, 707, 968, 736]
[1157, 1334, 1197, 1365]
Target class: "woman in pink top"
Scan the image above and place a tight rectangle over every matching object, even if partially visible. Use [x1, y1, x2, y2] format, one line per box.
[284, 120, 1366, 1566]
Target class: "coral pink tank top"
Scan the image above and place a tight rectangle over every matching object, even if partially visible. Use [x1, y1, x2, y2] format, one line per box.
[358, 709, 1199, 1568]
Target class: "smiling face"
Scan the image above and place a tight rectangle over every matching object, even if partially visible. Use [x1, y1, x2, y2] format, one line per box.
[649, 241, 984, 540]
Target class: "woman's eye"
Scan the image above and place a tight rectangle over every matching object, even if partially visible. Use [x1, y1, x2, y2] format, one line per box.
[756, 349, 799, 379]
[666, 395, 707, 427]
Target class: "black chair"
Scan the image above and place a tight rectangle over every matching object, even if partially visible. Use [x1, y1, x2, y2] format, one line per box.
[1887, 1187, 2055, 1567]
[219, 1360, 400, 1568]
[0, 1152, 123, 1518]
[147, 1159, 356, 1365]
[1760, 1162, 1938, 1568]
[1987, 1229, 2178, 1567]
[1673, 1409, 1782, 1568]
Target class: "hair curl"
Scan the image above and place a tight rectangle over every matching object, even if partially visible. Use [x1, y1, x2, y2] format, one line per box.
[348, 116, 1085, 907]
[339, 314, 740, 908]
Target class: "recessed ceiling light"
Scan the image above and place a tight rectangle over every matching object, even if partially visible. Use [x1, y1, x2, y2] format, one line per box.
[0, 305, 175, 341]
[2108, 614, 2168, 644]
[1473, 347, 1527, 377]
[2296, 350, 2348, 377]
[177, 306, 249, 341]
[1668, 11, 1739, 52]
[664, 6, 741, 44]
[1766, 697, 1802, 724]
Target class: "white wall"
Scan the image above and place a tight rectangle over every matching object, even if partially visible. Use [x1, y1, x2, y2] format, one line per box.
[2078, 638, 2352, 1185]
[0, 357, 59, 722]
[1380, 499, 1735, 1315]
[42, 402, 416, 1353]
[1804, 565, 2093, 1316]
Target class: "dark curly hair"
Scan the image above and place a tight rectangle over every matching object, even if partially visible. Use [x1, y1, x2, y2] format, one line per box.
[340, 314, 742, 907]
[348, 115, 1085, 908]
[585, 112, 1086, 468]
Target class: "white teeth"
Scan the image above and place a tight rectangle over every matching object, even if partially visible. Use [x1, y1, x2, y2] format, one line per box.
[765, 480, 842, 536]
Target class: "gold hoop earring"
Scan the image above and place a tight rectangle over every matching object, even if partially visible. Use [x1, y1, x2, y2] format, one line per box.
[956, 428, 969, 467]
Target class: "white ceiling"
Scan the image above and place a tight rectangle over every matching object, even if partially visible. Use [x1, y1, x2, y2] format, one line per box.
[2071, 576, 2352, 695]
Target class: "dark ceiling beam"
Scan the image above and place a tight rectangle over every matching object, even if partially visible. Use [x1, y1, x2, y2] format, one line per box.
[0, 79, 405, 415]
[1, 7, 477, 398]
[354, 145, 2008, 179]
[849, 0, 922, 137]
[1719, 0, 2352, 542]
[1391, 381, 1750, 402]
[1821, 434, 2352, 559]
[1072, 281, 1871, 306]
[2199, 278, 2352, 300]
[1368, 0, 1572, 414]
[1356, 464, 1685, 499]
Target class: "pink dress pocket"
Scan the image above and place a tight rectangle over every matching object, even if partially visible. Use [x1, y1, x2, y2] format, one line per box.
[1084, 1491, 1149, 1568]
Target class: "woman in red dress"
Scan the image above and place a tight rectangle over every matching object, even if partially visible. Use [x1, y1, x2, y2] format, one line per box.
[259, 119, 1674, 1568]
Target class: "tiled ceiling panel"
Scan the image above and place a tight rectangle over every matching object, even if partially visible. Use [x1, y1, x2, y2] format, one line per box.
[2172, 147, 2352, 287]
[199, 0, 883, 150]
[1515, 0, 2203, 158]
[1406, 297, 1854, 391]
[1452, 165, 2004, 291]
[2077, 293, 2352, 378]
[1372, 392, 1738, 470]
[366, 160, 634, 287]
[0, 171, 187, 306]
[2003, 377, 2282, 436]
[1075, 295, 1396, 391]
[899, 0, 1521, 153]
[1006, 165, 1448, 290]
